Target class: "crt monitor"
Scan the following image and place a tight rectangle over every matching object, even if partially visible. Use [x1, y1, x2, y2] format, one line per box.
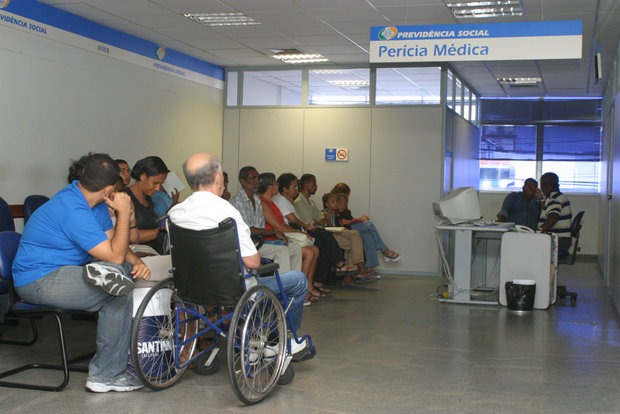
[433, 187, 481, 224]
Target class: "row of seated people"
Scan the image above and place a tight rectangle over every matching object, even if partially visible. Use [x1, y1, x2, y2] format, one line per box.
[7, 152, 313, 394]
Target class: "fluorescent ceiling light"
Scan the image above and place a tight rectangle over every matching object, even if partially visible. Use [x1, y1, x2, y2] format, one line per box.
[184, 12, 260, 27]
[445, 0, 522, 18]
[328, 80, 370, 87]
[498, 77, 541, 86]
[271, 49, 329, 64]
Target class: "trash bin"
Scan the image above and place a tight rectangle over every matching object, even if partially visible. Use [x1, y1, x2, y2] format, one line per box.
[505, 279, 536, 311]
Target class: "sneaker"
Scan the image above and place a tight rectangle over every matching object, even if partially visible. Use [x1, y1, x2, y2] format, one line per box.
[248, 345, 278, 363]
[303, 299, 311, 307]
[83, 263, 134, 296]
[85, 373, 143, 393]
[290, 338, 307, 355]
[290, 338, 316, 362]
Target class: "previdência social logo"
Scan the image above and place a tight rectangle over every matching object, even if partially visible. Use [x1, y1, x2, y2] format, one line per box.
[379, 26, 397, 40]
[156, 47, 166, 60]
[0, 0, 11, 9]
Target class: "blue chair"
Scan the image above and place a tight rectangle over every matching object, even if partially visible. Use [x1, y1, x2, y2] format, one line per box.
[0, 231, 94, 391]
[0, 197, 15, 232]
[23, 195, 49, 225]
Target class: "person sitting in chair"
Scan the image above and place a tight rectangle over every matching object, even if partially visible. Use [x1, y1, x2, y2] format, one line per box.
[12, 153, 151, 393]
[168, 153, 314, 361]
[538, 172, 573, 253]
[496, 178, 542, 229]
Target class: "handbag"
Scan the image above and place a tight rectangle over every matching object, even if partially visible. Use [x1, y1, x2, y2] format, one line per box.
[284, 232, 314, 247]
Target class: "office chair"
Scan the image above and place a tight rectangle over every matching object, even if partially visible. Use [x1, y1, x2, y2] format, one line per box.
[556, 211, 585, 303]
[23, 195, 49, 225]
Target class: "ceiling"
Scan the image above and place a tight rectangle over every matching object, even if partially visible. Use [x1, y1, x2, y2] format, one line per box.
[37, 0, 620, 98]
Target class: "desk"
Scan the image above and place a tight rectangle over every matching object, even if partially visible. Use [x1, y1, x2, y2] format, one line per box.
[435, 223, 511, 305]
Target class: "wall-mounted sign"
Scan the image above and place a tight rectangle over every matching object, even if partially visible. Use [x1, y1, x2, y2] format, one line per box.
[325, 148, 349, 162]
[370, 20, 582, 63]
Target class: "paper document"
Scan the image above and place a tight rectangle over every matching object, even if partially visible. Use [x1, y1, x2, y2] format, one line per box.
[162, 171, 185, 194]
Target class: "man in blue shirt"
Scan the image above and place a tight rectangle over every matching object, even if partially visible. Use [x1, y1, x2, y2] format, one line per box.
[13, 153, 151, 393]
[496, 178, 542, 229]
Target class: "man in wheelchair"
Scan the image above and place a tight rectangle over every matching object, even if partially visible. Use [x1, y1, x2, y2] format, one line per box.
[168, 152, 314, 362]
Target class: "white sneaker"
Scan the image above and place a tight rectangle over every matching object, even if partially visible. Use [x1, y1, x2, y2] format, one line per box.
[290, 338, 307, 355]
[85, 373, 143, 393]
[83, 263, 134, 296]
[248, 345, 278, 363]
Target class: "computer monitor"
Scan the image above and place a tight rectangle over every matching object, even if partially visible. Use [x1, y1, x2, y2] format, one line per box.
[433, 187, 482, 224]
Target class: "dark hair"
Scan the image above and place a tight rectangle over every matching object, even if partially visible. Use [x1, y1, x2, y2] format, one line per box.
[131, 156, 169, 180]
[540, 172, 560, 191]
[78, 153, 120, 192]
[277, 173, 297, 193]
[182, 156, 222, 191]
[331, 182, 351, 194]
[238, 166, 257, 181]
[68, 157, 86, 183]
[322, 192, 336, 209]
[114, 159, 129, 166]
[523, 178, 538, 187]
[298, 174, 315, 190]
[257, 172, 276, 194]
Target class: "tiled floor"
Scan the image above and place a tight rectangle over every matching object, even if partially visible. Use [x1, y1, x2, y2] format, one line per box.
[1, 258, 619, 413]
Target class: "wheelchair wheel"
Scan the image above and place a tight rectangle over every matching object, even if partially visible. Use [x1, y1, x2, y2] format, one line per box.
[227, 284, 287, 405]
[130, 278, 198, 390]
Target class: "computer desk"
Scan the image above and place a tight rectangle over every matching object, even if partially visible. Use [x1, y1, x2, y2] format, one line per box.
[435, 223, 511, 305]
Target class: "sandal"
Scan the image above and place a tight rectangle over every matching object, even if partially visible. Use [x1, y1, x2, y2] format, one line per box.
[382, 249, 401, 262]
[314, 284, 331, 294]
[335, 262, 348, 273]
[305, 293, 320, 302]
[309, 289, 326, 298]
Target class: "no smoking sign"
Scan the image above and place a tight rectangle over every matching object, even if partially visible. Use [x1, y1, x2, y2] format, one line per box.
[325, 147, 349, 162]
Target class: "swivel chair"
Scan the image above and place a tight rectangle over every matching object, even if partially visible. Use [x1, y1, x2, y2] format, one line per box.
[556, 211, 585, 303]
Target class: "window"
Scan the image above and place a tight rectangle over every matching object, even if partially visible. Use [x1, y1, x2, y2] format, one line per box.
[308, 68, 369, 105]
[480, 100, 601, 193]
[226, 71, 238, 106]
[242, 70, 302, 106]
[375, 67, 441, 105]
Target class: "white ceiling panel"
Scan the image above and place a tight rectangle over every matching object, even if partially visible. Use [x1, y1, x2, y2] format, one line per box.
[33, 0, 620, 98]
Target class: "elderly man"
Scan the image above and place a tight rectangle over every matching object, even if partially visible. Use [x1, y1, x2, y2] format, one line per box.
[496, 178, 542, 229]
[538, 172, 573, 252]
[230, 166, 302, 273]
[13, 153, 151, 393]
[168, 153, 311, 358]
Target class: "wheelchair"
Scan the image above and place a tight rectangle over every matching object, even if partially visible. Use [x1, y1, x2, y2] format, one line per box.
[129, 218, 314, 404]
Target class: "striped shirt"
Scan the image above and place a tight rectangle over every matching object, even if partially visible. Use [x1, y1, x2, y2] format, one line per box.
[538, 191, 572, 239]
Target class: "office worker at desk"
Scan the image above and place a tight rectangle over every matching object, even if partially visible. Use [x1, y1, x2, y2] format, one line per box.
[538, 172, 573, 252]
[496, 178, 542, 229]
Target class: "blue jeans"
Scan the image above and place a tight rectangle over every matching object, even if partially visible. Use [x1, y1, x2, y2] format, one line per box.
[15, 262, 133, 383]
[351, 221, 388, 268]
[256, 270, 307, 332]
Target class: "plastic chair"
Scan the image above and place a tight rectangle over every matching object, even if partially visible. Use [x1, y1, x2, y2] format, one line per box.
[0, 197, 15, 232]
[557, 211, 585, 303]
[0, 231, 94, 391]
[23, 195, 49, 225]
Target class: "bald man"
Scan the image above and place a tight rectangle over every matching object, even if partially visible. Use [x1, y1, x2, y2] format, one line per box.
[168, 153, 312, 359]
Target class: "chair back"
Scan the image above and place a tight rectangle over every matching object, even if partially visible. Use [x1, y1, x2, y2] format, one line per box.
[559, 210, 585, 265]
[168, 218, 245, 306]
[0, 232, 21, 292]
[23, 195, 49, 225]
[0, 197, 15, 232]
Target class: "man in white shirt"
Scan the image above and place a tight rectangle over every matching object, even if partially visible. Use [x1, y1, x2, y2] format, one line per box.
[168, 153, 311, 358]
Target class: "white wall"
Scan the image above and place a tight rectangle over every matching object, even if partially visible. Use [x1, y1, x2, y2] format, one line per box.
[0, 25, 223, 210]
[223, 105, 444, 275]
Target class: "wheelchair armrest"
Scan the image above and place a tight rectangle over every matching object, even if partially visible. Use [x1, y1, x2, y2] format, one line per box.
[251, 262, 280, 276]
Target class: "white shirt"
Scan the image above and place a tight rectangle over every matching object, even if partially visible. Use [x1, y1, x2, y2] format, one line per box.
[168, 191, 257, 258]
[273, 194, 295, 225]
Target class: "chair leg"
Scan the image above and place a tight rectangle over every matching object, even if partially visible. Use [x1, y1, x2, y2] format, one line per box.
[557, 285, 577, 303]
[0, 312, 92, 391]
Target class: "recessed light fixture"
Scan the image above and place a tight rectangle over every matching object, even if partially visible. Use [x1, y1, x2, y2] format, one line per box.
[271, 49, 329, 64]
[328, 80, 370, 87]
[445, 0, 523, 18]
[498, 77, 541, 87]
[183, 12, 260, 27]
